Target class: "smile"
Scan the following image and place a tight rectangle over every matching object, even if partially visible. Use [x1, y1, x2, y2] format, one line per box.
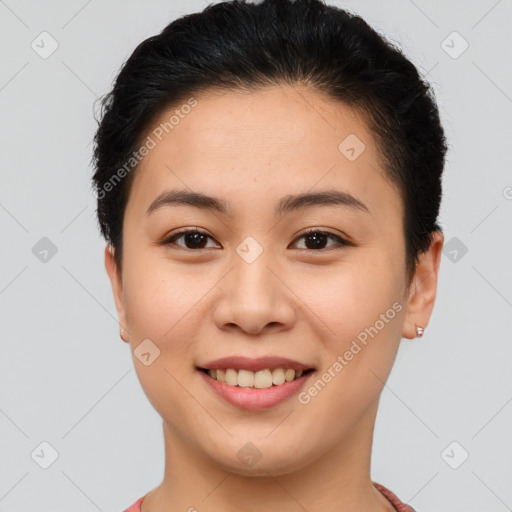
[197, 366, 317, 410]
[199, 367, 315, 389]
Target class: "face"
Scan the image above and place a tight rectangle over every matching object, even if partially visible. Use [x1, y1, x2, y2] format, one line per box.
[105, 85, 443, 476]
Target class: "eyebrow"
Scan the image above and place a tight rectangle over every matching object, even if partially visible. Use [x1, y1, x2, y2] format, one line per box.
[145, 188, 370, 217]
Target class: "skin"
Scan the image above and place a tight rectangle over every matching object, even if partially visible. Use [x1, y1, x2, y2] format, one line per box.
[105, 84, 443, 512]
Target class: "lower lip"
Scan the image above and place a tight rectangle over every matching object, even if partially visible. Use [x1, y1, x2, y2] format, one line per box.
[198, 369, 315, 411]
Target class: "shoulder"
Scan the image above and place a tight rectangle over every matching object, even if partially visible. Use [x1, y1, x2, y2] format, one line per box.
[122, 496, 144, 512]
[122, 486, 415, 512]
[373, 482, 417, 512]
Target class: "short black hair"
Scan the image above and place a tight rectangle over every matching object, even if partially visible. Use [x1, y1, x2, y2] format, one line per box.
[91, 0, 447, 288]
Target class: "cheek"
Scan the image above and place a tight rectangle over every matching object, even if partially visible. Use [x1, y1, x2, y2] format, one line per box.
[123, 255, 206, 339]
[294, 257, 405, 397]
[294, 257, 397, 334]
[295, 268, 403, 431]
[122, 261, 205, 412]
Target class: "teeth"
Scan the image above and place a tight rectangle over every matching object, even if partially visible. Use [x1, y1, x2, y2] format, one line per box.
[272, 368, 286, 385]
[206, 368, 307, 388]
[238, 369, 255, 388]
[225, 368, 238, 386]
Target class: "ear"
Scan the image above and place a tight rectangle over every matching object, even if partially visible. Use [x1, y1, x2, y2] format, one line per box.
[104, 244, 130, 339]
[402, 230, 444, 339]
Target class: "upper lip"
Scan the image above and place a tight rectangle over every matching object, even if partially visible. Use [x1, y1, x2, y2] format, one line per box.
[198, 356, 315, 372]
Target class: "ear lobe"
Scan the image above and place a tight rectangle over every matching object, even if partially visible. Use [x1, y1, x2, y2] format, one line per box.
[402, 230, 444, 339]
[104, 244, 129, 334]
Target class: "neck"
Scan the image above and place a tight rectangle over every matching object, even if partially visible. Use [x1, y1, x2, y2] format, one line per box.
[142, 398, 394, 512]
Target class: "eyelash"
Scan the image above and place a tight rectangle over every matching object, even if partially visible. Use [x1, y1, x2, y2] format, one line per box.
[161, 227, 352, 252]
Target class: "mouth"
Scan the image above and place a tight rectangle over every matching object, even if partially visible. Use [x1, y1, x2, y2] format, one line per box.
[197, 364, 317, 410]
[197, 367, 316, 389]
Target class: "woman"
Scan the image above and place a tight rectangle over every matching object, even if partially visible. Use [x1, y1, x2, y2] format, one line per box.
[91, 0, 446, 510]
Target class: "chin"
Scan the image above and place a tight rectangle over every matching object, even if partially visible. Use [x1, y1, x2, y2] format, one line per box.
[206, 439, 315, 477]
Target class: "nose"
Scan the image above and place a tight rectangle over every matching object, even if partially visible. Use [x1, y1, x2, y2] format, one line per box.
[212, 249, 296, 336]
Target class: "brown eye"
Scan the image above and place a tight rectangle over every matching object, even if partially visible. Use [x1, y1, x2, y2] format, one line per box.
[292, 230, 351, 251]
[164, 229, 219, 250]
[162, 228, 351, 252]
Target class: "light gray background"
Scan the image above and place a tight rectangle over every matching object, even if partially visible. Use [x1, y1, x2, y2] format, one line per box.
[1, 1, 511, 511]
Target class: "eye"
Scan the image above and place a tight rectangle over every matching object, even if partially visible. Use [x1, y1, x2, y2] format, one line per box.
[291, 229, 352, 251]
[161, 228, 352, 251]
[162, 228, 220, 250]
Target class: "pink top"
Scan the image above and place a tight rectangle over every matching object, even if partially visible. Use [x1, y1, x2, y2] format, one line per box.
[122, 481, 416, 511]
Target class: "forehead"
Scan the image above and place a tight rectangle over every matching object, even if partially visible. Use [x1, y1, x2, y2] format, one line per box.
[128, 85, 401, 221]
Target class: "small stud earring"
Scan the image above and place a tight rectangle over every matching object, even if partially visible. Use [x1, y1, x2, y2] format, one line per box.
[416, 326, 424, 339]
